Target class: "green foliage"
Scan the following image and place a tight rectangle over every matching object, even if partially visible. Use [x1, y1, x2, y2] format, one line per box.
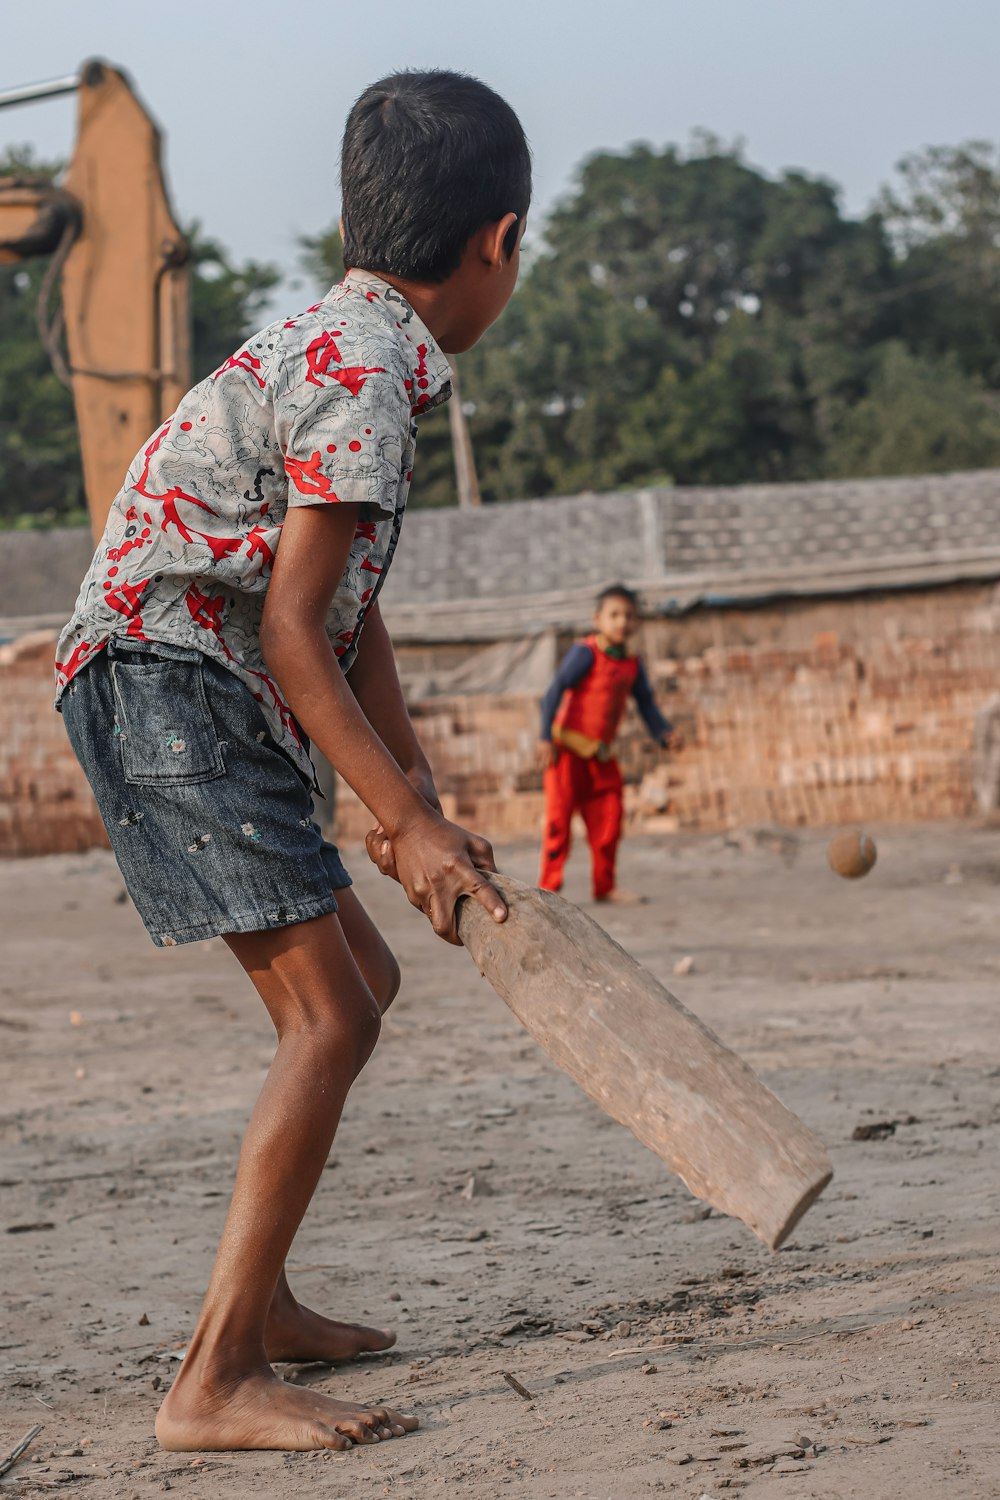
[825, 342, 1000, 477]
[10, 133, 1000, 522]
[435, 139, 905, 502]
[299, 223, 345, 289]
[878, 143, 1000, 389]
[440, 136, 1000, 505]
[0, 258, 86, 527]
[189, 229, 280, 380]
[0, 150, 82, 527]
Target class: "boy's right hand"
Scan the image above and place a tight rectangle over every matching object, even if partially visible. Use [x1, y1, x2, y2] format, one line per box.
[366, 811, 506, 945]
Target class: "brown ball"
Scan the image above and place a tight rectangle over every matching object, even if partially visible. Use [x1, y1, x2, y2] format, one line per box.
[827, 830, 878, 880]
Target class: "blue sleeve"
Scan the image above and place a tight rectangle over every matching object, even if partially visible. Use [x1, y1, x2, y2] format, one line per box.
[539, 643, 596, 740]
[632, 657, 672, 743]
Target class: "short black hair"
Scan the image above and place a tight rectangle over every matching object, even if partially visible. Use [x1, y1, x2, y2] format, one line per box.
[340, 70, 531, 284]
[596, 584, 640, 610]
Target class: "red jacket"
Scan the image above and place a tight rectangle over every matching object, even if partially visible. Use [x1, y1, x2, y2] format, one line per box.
[554, 635, 640, 746]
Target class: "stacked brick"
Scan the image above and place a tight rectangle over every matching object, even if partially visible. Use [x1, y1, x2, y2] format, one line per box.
[5, 580, 999, 856]
[333, 581, 1000, 843]
[0, 632, 107, 856]
[5, 466, 1000, 856]
[623, 583, 995, 832]
[333, 695, 546, 844]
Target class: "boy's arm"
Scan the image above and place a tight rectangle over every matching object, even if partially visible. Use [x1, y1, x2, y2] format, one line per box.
[348, 602, 439, 810]
[632, 658, 681, 748]
[260, 504, 504, 942]
[539, 643, 596, 739]
[536, 642, 595, 767]
[536, 643, 595, 769]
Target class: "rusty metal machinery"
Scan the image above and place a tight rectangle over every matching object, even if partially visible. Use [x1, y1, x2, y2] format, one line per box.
[0, 60, 191, 537]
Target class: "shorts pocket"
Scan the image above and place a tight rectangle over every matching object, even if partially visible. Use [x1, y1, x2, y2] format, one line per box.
[111, 657, 225, 786]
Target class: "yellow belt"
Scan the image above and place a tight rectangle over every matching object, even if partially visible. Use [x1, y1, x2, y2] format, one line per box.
[553, 725, 613, 761]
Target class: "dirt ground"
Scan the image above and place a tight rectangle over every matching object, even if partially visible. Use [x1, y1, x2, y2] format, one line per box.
[1, 822, 998, 1499]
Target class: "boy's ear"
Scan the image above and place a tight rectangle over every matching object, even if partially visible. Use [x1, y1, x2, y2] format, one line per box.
[479, 213, 521, 270]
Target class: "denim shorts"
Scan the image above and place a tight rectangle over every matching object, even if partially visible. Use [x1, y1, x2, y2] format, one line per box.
[61, 638, 351, 947]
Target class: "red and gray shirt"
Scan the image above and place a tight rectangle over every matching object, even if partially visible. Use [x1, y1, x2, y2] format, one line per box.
[55, 269, 451, 776]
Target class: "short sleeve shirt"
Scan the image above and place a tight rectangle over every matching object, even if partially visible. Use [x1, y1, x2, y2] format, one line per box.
[55, 270, 452, 777]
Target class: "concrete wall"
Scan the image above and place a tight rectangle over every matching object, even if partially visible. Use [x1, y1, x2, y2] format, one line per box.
[7, 469, 1000, 632]
[383, 469, 1000, 607]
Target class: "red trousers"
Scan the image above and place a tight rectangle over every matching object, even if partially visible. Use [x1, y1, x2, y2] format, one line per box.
[539, 750, 624, 899]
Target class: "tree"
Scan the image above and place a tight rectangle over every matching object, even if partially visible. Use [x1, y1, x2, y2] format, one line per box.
[0, 148, 82, 527]
[189, 230, 280, 381]
[299, 223, 345, 291]
[879, 142, 1000, 388]
[825, 342, 1000, 478]
[15, 130, 1000, 527]
[300, 135, 1000, 505]
[455, 139, 898, 500]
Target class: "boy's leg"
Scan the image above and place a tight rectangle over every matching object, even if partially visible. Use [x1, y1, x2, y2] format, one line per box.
[538, 753, 576, 891]
[266, 886, 402, 1364]
[579, 761, 625, 900]
[334, 886, 401, 1017]
[156, 911, 417, 1452]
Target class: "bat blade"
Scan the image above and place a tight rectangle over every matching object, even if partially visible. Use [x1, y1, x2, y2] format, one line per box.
[458, 875, 832, 1250]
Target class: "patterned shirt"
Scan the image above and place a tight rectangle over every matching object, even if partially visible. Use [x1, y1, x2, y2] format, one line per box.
[55, 270, 452, 777]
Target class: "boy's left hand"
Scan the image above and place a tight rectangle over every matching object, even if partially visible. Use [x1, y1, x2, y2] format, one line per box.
[535, 740, 559, 770]
[365, 766, 441, 881]
[365, 812, 502, 943]
[661, 727, 684, 753]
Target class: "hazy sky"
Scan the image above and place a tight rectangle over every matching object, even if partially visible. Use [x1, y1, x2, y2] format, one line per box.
[3, 0, 999, 305]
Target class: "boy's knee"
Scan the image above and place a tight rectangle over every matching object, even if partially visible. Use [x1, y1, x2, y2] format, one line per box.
[350, 994, 382, 1069]
[377, 952, 401, 1014]
[309, 992, 381, 1074]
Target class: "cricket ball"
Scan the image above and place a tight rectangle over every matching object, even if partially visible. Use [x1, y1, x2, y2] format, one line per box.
[827, 830, 878, 880]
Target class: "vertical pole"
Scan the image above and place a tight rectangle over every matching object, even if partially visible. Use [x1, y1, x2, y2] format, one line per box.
[60, 62, 191, 539]
[447, 360, 482, 508]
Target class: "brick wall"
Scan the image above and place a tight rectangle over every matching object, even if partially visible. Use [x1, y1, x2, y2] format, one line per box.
[625, 583, 997, 831]
[4, 582, 999, 856]
[0, 632, 107, 856]
[335, 580, 1000, 842]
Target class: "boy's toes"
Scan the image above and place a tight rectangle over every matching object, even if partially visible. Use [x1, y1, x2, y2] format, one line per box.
[316, 1423, 352, 1451]
[370, 1404, 417, 1435]
[338, 1418, 380, 1445]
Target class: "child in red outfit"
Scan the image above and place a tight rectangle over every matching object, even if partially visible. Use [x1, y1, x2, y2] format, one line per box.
[537, 585, 681, 902]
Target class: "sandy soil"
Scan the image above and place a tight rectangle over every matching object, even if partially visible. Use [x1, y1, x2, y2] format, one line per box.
[1, 823, 998, 1499]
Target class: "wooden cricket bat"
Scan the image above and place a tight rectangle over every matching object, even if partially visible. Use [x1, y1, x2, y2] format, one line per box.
[458, 875, 832, 1250]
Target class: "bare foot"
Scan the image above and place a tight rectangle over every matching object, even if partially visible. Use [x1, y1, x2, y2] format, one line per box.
[595, 888, 646, 905]
[266, 1295, 396, 1364]
[156, 1362, 418, 1452]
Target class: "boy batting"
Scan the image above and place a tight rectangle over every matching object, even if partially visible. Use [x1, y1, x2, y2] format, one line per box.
[56, 71, 529, 1454]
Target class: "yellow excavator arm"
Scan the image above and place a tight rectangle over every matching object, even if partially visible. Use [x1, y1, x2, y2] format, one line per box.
[0, 59, 191, 538]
